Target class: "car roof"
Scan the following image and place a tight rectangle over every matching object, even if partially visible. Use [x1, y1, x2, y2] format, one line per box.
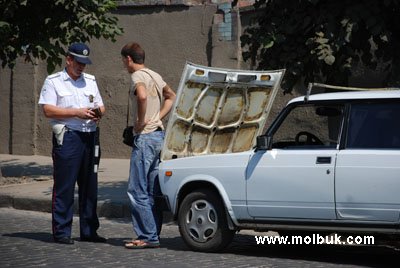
[289, 89, 400, 104]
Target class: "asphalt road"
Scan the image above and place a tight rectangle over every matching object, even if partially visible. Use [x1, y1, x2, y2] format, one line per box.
[0, 208, 398, 268]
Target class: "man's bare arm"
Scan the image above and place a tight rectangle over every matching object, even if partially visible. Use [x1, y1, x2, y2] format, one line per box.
[135, 83, 148, 132]
[160, 84, 176, 120]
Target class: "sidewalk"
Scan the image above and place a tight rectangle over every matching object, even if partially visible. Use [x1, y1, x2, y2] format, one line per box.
[0, 154, 132, 218]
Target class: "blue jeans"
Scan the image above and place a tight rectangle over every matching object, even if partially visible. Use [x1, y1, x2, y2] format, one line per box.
[127, 130, 164, 243]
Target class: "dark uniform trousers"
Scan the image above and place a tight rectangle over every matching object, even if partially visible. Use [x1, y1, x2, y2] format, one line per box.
[51, 129, 99, 239]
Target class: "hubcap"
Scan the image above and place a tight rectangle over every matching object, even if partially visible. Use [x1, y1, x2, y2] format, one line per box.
[185, 199, 218, 243]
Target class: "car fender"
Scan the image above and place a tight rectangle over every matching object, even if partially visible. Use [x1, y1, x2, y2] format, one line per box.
[173, 174, 239, 226]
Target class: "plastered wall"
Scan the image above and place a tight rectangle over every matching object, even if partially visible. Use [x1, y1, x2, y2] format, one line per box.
[0, 4, 244, 158]
[0, 3, 388, 158]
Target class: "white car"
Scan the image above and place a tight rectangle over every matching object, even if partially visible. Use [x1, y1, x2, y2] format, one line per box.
[158, 63, 400, 252]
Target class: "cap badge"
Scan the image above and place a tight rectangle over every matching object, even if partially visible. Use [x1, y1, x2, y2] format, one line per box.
[83, 49, 88, 56]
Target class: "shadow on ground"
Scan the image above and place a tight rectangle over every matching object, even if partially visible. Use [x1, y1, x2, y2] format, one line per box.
[227, 234, 398, 268]
[2, 232, 54, 243]
[0, 159, 52, 178]
[156, 233, 399, 268]
[2, 230, 398, 267]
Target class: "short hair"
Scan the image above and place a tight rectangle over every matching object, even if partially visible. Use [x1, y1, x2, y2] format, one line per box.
[121, 42, 145, 64]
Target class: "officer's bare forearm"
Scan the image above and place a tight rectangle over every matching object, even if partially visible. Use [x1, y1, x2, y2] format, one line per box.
[42, 104, 95, 119]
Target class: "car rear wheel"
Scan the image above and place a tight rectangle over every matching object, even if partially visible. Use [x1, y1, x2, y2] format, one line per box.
[178, 189, 235, 252]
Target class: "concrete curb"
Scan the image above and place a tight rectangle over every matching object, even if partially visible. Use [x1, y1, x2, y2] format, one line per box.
[0, 192, 131, 218]
[0, 154, 173, 222]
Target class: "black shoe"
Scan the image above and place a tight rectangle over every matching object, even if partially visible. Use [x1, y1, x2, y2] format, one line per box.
[80, 235, 107, 243]
[54, 236, 74, 245]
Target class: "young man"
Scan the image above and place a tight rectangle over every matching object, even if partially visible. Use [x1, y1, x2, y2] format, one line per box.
[121, 42, 176, 249]
[39, 43, 106, 244]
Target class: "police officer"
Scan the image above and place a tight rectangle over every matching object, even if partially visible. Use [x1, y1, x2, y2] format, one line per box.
[38, 43, 106, 244]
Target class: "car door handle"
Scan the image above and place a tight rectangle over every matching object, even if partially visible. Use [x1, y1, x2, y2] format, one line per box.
[316, 156, 331, 164]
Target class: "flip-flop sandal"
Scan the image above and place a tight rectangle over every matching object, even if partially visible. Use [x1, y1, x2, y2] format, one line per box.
[125, 240, 160, 249]
[123, 239, 141, 243]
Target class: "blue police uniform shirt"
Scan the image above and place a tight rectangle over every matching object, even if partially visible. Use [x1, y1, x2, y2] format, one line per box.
[38, 69, 104, 132]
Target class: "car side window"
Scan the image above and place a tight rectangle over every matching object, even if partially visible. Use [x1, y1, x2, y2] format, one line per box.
[346, 102, 400, 149]
[271, 104, 344, 149]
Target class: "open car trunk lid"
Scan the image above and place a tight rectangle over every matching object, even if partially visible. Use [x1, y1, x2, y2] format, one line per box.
[161, 62, 285, 161]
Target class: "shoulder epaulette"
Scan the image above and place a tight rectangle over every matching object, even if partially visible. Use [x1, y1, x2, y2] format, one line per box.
[47, 72, 61, 79]
[83, 73, 96, 81]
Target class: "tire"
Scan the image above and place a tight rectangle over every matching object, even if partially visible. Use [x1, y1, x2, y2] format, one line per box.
[178, 189, 235, 252]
